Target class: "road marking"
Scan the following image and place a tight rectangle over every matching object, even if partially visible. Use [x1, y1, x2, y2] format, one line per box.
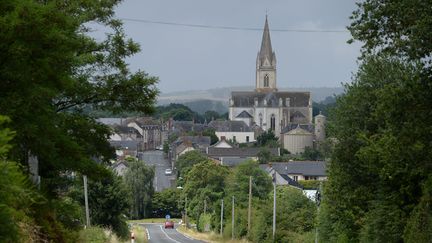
[175, 228, 195, 240]
[159, 225, 181, 243]
[146, 228, 151, 240]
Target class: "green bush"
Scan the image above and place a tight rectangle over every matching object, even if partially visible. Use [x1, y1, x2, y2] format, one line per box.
[198, 213, 212, 232]
[298, 180, 322, 189]
[78, 226, 108, 243]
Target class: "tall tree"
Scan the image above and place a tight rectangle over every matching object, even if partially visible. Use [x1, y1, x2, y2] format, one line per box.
[124, 159, 155, 219]
[0, 0, 158, 193]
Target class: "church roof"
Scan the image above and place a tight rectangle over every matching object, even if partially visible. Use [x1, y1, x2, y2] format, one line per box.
[236, 110, 253, 118]
[259, 16, 275, 65]
[281, 123, 314, 134]
[286, 126, 313, 135]
[208, 120, 252, 132]
[231, 91, 310, 107]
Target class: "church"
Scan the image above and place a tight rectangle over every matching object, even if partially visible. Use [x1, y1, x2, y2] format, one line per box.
[229, 16, 316, 140]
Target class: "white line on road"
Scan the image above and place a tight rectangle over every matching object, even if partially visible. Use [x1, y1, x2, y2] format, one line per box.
[175, 228, 195, 241]
[159, 225, 181, 243]
[146, 228, 151, 240]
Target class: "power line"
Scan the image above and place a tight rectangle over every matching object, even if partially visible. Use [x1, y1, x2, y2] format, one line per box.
[119, 17, 349, 33]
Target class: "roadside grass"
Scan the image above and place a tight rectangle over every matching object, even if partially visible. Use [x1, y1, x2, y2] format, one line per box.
[78, 225, 148, 243]
[177, 225, 250, 243]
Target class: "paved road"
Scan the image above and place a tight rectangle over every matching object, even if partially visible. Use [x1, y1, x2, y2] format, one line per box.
[139, 150, 175, 192]
[140, 223, 204, 243]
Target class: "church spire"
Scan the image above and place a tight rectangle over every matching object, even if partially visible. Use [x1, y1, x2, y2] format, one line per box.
[255, 15, 277, 92]
[259, 15, 273, 63]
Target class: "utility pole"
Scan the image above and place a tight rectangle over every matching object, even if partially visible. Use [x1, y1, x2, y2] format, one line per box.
[232, 196, 235, 240]
[272, 173, 276, 240]
[220, 199, 224, 235]
[83, 175, 90, 227]
[315, 182, 323, 243]
[185, 197, 188, 228]
[204, 199, 207, 214]
[247, 176, 252, 237]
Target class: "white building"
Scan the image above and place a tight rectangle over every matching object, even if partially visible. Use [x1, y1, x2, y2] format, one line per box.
[229, 16, 313, 138]
[209, 120, 255, 143]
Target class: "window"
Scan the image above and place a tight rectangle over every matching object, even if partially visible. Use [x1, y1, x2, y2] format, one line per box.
[264, 74, 269, 87]
[270, 114, 275, 131]
[233, 136, 236, 142]
[259, 113, 263, 127]
[293, 176, 298, 181]
[246, 136, 249, 142]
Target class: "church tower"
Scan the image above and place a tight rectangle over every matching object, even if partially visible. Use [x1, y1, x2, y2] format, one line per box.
[256, 16, 277, 92]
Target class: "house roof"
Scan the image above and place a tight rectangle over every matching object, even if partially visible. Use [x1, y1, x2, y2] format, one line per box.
[260, 161, 327, 176]
[175, 142, 194, 154]
[285, 126, 313, 135]
[279, 174, 304, 189]
[208, 120, 252, 132]
[113, 125, 140, 135]
[216, 157, 251, 167]
[97, 118, 124, 126]
[175, 136, 211, 147]
[207, 147, 279, 157]
[231, 91, 310, 108]
[109, 140, 138, 150]
[281, 123, 314, 134]
[236, 110, 253, 118]
[172, 121, 209, 133]
[211, 139, 234, 148]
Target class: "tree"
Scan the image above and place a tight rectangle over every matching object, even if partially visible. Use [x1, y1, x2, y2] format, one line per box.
[319, 2, 432, 241]
[183, 160, 230, 222]
[349, 0, 432, 64]
[124, 159, 154, 219]
[321, 56, 431, 241]
[226, 160, 272, 205]
[0, 0, 158, 193]
[151, 188, 182, 218]
[84, 172, 131, 239]
[256, 129, 278, 147]
[176, 150, 211, 178]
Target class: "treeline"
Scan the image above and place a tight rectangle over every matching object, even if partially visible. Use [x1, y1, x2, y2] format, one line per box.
[89, 103, 228, 123]
[0, 1, 159, 241]
[319, 1, 432, 242]
[160, 151, 317, 242]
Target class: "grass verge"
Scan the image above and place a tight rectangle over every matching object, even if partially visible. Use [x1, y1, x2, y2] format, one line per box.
[177, 225, 249, 243]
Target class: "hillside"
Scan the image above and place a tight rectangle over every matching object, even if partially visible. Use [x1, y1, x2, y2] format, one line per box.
[158, 86, 343, 114]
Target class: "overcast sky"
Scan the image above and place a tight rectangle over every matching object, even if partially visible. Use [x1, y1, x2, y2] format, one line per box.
[113, 0, 362, 93]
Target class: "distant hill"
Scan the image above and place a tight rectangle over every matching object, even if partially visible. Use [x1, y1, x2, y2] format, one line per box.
[157, 86, 343, 114]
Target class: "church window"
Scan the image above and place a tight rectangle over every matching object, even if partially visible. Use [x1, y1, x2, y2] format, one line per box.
[270, 114, 275, 131]
[264, 74, 269, 87]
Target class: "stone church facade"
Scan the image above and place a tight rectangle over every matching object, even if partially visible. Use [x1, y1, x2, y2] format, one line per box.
[229, 16, 313, 138]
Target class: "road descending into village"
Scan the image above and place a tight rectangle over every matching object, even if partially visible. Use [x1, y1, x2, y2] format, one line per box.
[139, 150, 174, 192]
[140, 223, 204, 243]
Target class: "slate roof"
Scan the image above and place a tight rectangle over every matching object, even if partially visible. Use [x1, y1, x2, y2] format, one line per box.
[109, 140, 139, 150]
[97, 118, 124, 126]
[280, 174, 304, 189]
[236, 110, 253, 118]
[258, 16, 275, 66]
[175, 136, 211, 147]
[231, 91, 310, 108]
[113, 125, 140, 134]
[208, 120, 252, 132]
[261, 161, 327, 176]
[172, 121, 209, 133]
[281, 123, 314, 134]
[218, 157, 251, 167]
[207, 147, 279, 157]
